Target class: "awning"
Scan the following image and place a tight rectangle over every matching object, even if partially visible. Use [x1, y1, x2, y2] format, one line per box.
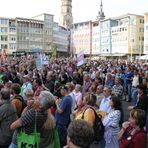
[100, 53, 127, 57]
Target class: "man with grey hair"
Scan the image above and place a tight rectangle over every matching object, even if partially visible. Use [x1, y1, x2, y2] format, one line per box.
[9, 90, 55, 148]
[39, 91, 55, 110]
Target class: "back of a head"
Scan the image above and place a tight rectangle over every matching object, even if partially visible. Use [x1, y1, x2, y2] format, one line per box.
[67, 119, 94, 148]
[39, 91, 55, 110]
[11, 83, 21, 94]
[0, 88, 10, 100]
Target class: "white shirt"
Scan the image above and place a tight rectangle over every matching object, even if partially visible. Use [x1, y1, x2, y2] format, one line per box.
[73, 90, 82, 109]
[99, 96, 111, 113]
[132, 75, 139, 87]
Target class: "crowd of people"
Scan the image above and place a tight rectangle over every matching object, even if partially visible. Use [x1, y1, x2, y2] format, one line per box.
[0, 55, 148, 148]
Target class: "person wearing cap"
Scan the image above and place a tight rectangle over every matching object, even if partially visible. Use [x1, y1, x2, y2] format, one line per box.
[55, 85, 72, 148]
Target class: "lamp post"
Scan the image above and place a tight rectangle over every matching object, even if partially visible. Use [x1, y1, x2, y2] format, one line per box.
[139, 36, 142, 61]
[130, 39, 133, 62]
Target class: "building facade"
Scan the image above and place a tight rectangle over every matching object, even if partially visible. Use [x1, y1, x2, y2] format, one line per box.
[144, 12, 148, 55]
[53, 22, 70, 54]
[0, 14, 70, 54]
[72, 13, 144, 59]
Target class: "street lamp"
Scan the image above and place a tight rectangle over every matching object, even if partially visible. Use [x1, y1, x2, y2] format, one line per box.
[130, 39, 134, 62]
[139, 36, 142, 60]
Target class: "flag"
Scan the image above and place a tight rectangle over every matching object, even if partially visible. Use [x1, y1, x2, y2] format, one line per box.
[50, 46, 57, 64]
[1, 48, 6, 64]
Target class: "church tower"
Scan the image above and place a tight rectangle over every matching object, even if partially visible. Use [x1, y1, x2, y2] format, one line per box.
[60, 0, 73, 29]
[96, 0, 105, 21]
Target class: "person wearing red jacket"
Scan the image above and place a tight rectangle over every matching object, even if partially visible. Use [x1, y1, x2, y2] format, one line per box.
[119, 109, 146, 148]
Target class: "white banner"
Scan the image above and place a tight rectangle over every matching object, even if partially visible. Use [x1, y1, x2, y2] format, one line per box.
[77, 51, 84, 66]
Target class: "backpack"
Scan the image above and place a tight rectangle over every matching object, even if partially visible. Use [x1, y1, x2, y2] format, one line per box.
[82, 107, 104, 142]
[11, 95, 27, 117]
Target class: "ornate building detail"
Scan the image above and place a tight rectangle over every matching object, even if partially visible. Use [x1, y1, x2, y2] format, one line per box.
[60, 0, 73, 29]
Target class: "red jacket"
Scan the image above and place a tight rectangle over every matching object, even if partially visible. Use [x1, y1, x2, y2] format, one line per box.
[120, 126, 146, 148]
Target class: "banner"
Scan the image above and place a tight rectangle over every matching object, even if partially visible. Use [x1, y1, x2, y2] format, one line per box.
[41, 53, 49, 65]
[35, 53, 42, 71]
[1, 48, 6, 64]
[50, 47, 57, 64]
[77, 51, 84, 66]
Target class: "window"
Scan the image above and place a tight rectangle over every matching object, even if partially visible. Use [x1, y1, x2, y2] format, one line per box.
[1, 27, 7, 32]
[9, 35, 16, 41]
[140, 19, 144, 24]
[1, 35, 7, 41]
[1, 19, 8, 25]
[1, 44, 7, 49]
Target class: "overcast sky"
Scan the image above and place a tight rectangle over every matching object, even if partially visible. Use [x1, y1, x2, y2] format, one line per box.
[1, 0, 148, 23]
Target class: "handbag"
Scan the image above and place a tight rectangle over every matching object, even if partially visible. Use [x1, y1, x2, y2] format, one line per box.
[17, 112, 40, 148]
[54, 128, 60, 148]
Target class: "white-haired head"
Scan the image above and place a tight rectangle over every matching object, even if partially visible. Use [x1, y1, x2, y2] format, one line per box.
[39, 91, 55, 110]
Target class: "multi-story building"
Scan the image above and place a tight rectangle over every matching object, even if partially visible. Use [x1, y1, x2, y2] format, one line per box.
[16, 13, 54, 53]
[0, 13, 70, 54]
[71, 21, 100, 55]
[72, 13, 144, 59]
[99, 14, 144, 58]
[144, 12, 148, 55]
[53, 22, 70, 54]
[0, 18, 16, 54]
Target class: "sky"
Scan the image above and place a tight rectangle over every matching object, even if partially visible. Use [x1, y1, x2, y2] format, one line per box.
[1, 0, 148, 23]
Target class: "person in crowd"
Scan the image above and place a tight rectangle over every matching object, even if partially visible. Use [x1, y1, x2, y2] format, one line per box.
[131, 69, 140, 105]
[11, 71, 20, 84]
[33, 78, 44, 97]
[39, 91, 57, 148]
[99, 86, 112, 114]
[112, 77, 123, 98]
[21, 89, 34, 114]
[45, 72, 55, 93]
[59, 70, 68, 85]
[64, 119, 94, 148]
[105, 73, 114, 88]
[21, 75, 33, 102]
[119, 109, 146, 148]
[72, 71, 80, 84]
[0, 88, 17, 148]
[82, 73, 92, 95]
[73, 84, 83, 111]
[125, 67, 133, 102]
[75, 92, 96, 125]
[10, 83, 24, 117]
[9, 90, 55, 148]
[55, 85, 72, 148]
[89, 81, 98, 94]
[128, 84, 148, 114]
[96, 85, 104, 108]
[103, 96, 121, 148]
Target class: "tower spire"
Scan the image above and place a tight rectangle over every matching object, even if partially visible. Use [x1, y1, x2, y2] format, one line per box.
[96, 0, 105, 21]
